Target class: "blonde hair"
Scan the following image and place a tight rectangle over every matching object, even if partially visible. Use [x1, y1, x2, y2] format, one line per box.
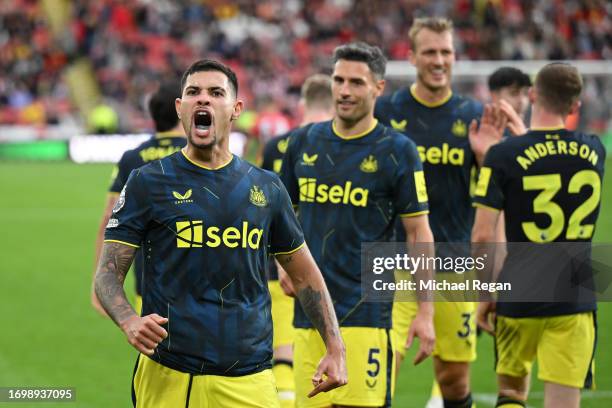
[408, 17, 454, 50]
[301, 74, 333, 110]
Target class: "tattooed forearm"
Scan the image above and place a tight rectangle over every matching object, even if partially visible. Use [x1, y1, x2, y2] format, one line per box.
[94, 242, 137, 327]
[296, 285, 341, 344]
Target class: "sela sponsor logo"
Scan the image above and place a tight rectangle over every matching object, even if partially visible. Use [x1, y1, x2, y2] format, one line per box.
[138, 146, 181, 162]
[176, 220, 263, 249]
[298, 178, 369, 207]
[173, 189, 193, 204]
[417, 144, 465, 166]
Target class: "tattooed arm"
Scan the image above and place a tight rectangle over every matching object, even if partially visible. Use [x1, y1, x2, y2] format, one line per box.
[94, 242, 167, 355]
[276, 244, 347, 397]
[91, 194, 119, 317]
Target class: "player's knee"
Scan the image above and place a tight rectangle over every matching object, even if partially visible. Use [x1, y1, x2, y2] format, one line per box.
[436, 364, 470, 400]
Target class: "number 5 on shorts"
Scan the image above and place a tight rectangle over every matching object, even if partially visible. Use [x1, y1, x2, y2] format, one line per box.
[366, 348, 380, 387]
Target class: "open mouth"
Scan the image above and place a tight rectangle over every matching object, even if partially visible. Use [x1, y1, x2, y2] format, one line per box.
[194, 110, 212, 131]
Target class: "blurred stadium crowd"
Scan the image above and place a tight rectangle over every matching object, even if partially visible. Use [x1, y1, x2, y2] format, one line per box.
[1, 0, 611, 135]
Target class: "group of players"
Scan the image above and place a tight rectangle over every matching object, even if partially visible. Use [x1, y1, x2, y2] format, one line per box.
[91, 16, 604, 408]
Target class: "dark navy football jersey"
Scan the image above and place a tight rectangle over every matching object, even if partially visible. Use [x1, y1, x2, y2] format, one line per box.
[280, 120, 429, 328]
[261, 131, 292, 281]
[109, 132, 186, 193]
[108, 132, 186, 295]
[375, 86, 483, 246]
[105, 151, 304, 375]
[474, 128, 606, 317]
[261, 131, 291, 175]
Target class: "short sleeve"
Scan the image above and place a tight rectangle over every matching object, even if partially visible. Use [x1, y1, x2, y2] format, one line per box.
[394, 138, 430, 217]
[269, 178, 305, 255]
[104, 169, 151, 247]
[472, 145, 505, 211]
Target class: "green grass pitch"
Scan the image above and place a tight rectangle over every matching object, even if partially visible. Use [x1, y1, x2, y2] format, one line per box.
[0, 160, 611, 407]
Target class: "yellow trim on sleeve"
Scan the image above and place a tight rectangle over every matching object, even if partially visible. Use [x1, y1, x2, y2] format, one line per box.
[472, 202, 501, 213]
[108, 192, 120, 197]
[181, 149, 234, 170]
[273, 241, 305, 256]
[399, 210, 430, 218]
[410, 83, 452, 108]
[530, 126, 565, 131]
[332, 119, 378, 140]
[104, 239, 141, 248]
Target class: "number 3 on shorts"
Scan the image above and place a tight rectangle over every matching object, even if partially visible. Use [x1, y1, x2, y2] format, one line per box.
[457, 312, 472, 338]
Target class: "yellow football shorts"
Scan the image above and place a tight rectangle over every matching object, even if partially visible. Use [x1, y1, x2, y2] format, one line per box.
[269, 280, 295, 349]
[392, 300, 476, 362]
[293, 327, 394, 408]
[132, 354, 280, 407]
[495, 312, 596, 389]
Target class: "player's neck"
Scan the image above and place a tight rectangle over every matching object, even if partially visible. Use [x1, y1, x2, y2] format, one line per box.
[529, 107, 566, 130]
[411, 82, 452, 107]
[183, 144, 233, 169]
[332, 114, 377, 139]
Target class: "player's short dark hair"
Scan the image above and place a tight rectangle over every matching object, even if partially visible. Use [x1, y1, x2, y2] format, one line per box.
[535, 62, 583, 116]
[180, 59, 238, 97]
[301, 74, 332, 111]
[148, 80, 182, 132]
[488, 67, 532, 92]
[333, 42, 387, 81]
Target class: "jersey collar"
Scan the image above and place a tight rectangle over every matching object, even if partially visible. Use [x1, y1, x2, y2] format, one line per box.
[332, 119, 378, 140]
[409, 83, 453, 108]
[180, 149, 234, 170]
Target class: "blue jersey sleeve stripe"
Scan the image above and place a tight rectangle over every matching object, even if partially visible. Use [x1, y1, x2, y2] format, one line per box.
[472, 202, 501, 212]
[272, 241, 305, 256]
[399, 210, 430, 218]
[104, 239, 141, 248]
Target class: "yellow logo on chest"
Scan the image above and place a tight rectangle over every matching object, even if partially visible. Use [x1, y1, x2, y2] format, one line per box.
[452, 119, 467, 137]
[390, 119, 407, 131]
[249, 186, 267, 207]
[360, 155, 378, 173]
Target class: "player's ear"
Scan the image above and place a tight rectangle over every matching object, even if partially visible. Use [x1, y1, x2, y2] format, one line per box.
[375, 79, 386, 97]
[175, 98, 182, 119]
[231, 100, 243, 121]
[569, 100, 581, 116]
[528, 87, 536, 105]
[408, 48, 416, 66]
